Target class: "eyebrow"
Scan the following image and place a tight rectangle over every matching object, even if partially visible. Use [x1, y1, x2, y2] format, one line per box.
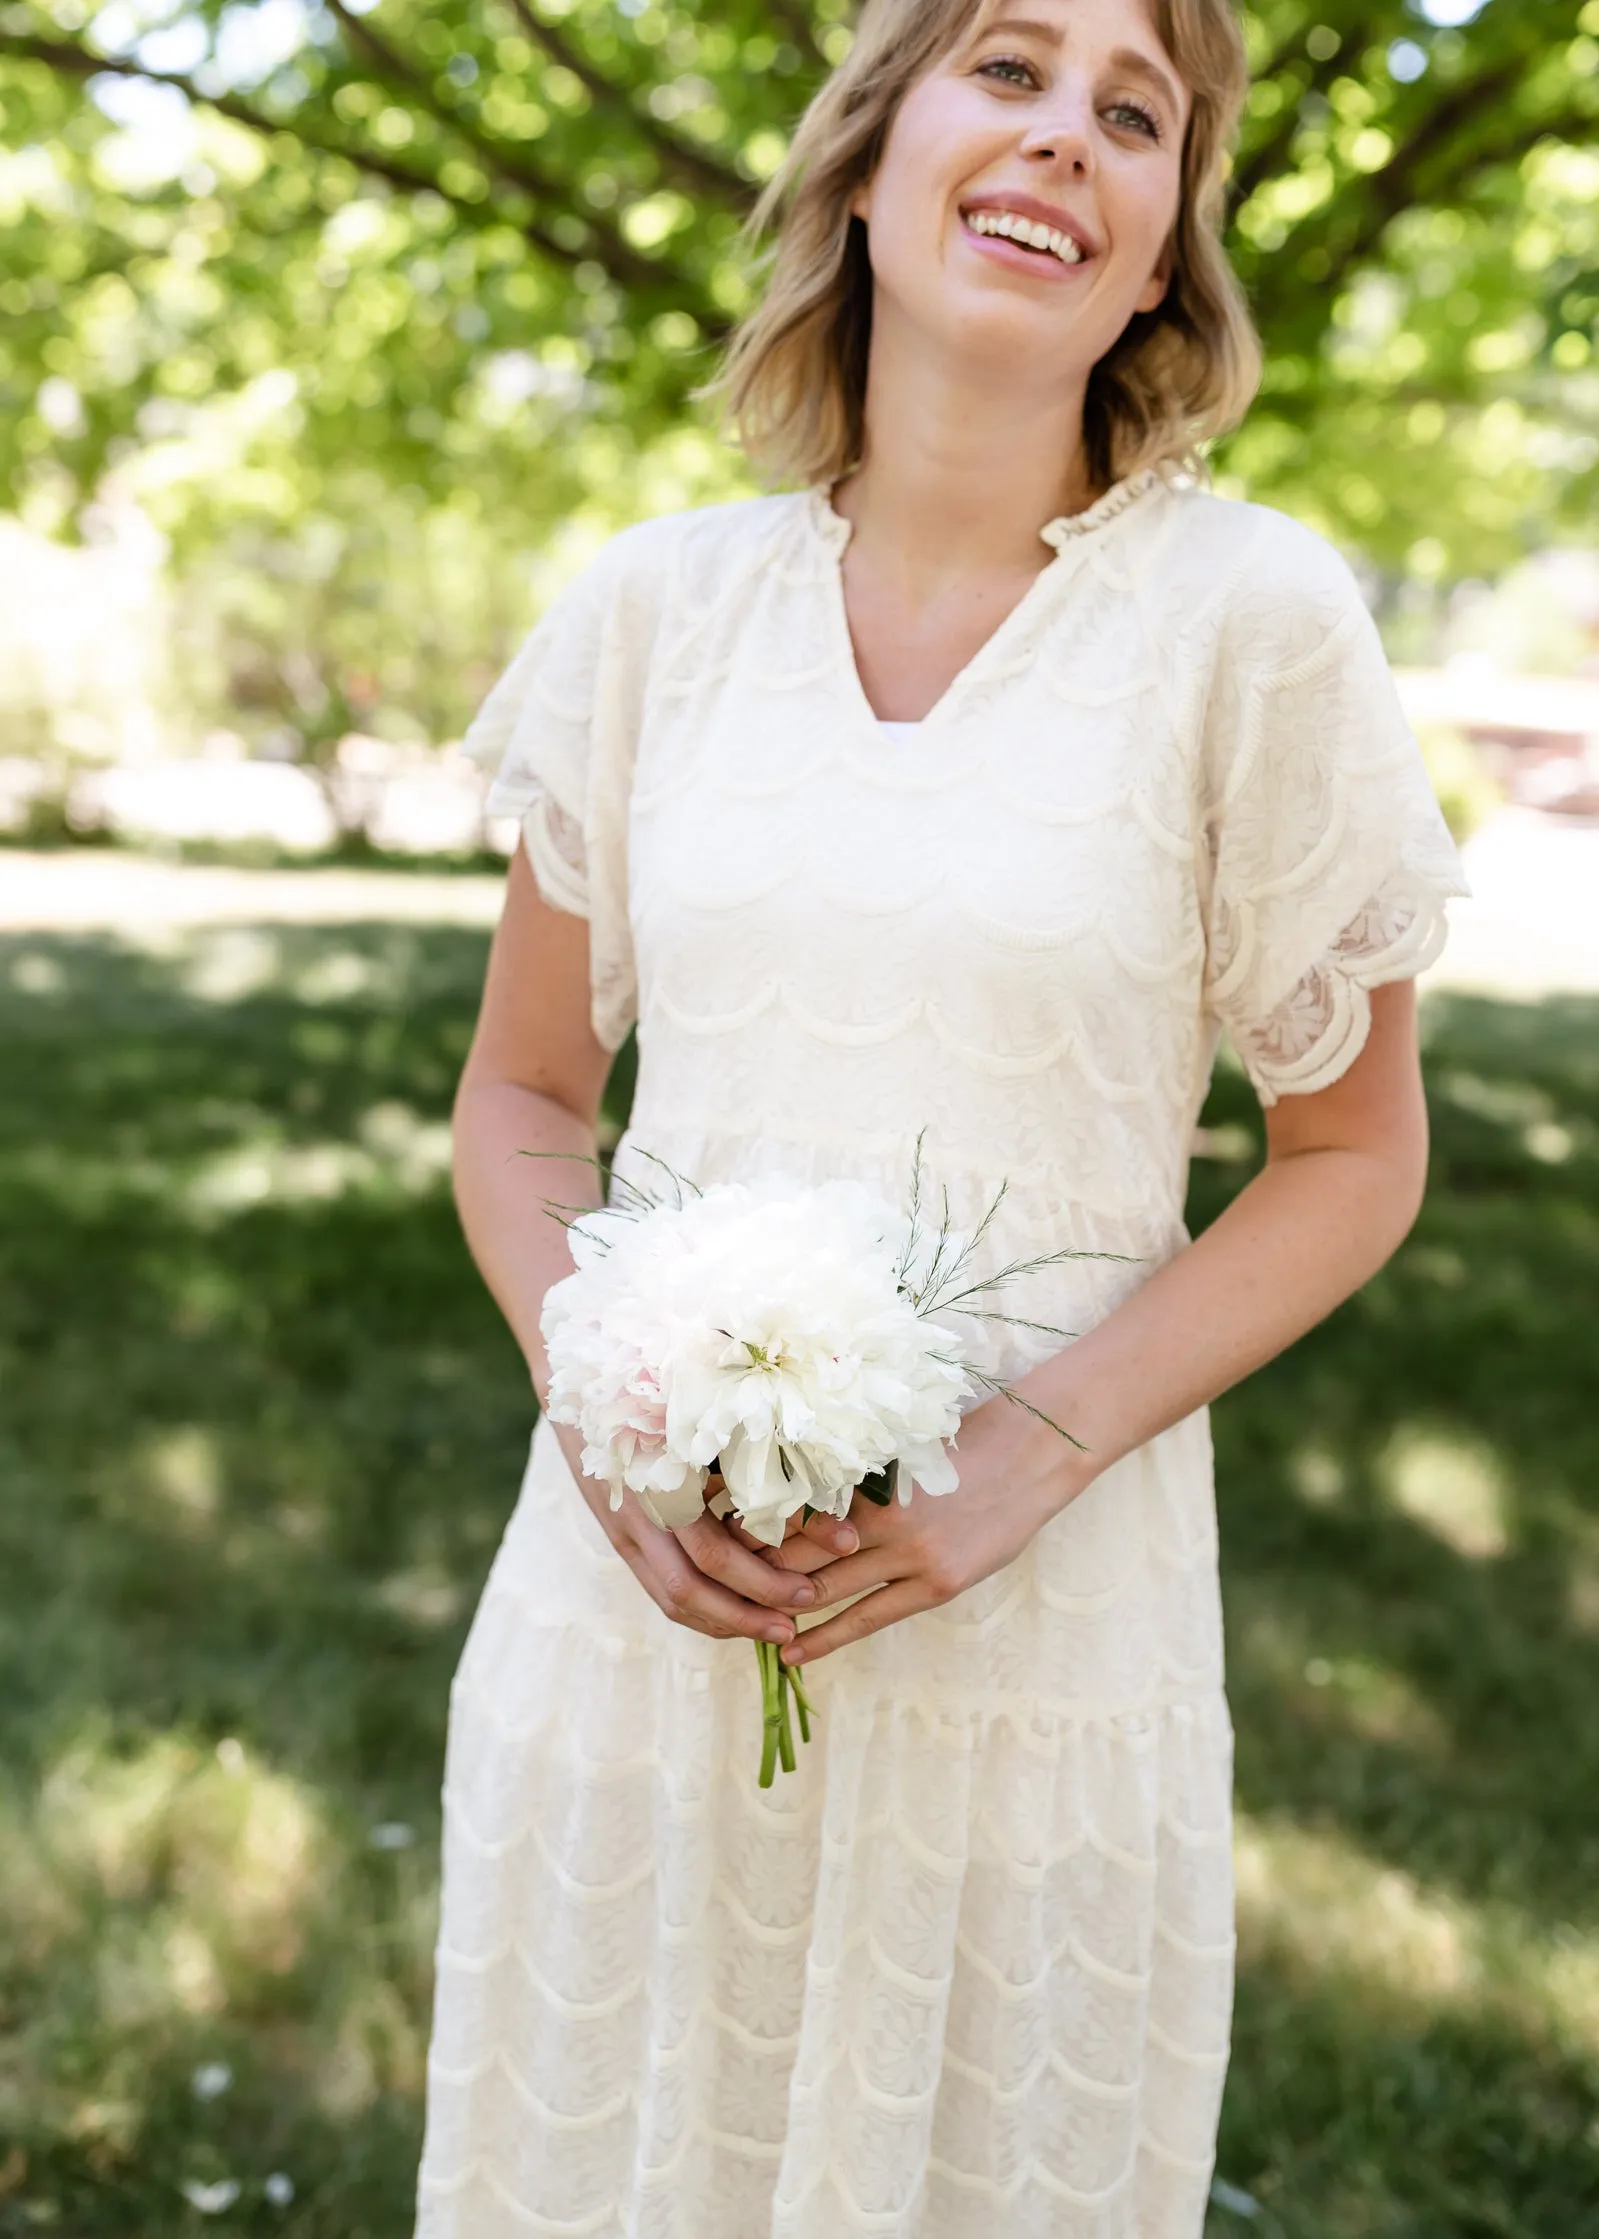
[976, 15, 1184, 118]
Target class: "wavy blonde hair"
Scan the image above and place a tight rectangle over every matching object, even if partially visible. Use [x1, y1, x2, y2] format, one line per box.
[710, 0, 1261, 494]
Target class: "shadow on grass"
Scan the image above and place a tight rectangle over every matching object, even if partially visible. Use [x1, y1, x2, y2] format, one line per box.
[0, 933, 1595, 2233]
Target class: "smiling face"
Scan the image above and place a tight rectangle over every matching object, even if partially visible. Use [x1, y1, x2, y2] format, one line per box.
[852, 0, 1190, 399]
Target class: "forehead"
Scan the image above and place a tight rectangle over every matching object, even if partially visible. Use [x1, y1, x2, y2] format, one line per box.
[961, 0, 1174, 67]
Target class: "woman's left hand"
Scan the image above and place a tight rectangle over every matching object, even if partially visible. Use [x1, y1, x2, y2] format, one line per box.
[770, 1389, 1093, 1668]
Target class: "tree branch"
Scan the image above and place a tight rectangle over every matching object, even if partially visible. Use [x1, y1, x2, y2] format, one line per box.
[1233, 27, 1378, 208]
[321, 0, 670, 290]
[1312, 59, 1563, 302]
[760, 0, 833, 72]
[503, 0, 749, 210]
[0, 30, 468, 204]
[0, 27, 702, 302]
[1247, 82, 1596, 349]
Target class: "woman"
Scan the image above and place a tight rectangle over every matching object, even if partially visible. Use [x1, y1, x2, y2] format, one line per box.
[418, 0, 1469, 2231]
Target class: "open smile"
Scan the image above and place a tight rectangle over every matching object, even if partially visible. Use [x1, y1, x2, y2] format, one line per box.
[957, 193, 1100, 280]
[964, 208, 1085, 265]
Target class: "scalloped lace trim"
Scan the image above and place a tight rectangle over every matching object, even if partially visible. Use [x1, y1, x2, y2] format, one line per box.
[521, 779, 588, 919]
[1232, 868, 1452, 1104]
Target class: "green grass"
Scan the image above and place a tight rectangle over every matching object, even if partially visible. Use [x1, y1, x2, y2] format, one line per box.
[0, 915, 1595, 2235]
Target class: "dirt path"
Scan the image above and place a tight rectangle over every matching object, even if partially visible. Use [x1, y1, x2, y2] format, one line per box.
[0, 849, 505, 934]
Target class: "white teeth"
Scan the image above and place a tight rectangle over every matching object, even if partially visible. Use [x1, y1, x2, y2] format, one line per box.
[966, 210, 1084, 265]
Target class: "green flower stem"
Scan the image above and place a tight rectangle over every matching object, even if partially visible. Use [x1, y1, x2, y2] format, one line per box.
[789, 1660, 813, 1744]
[757, 1640, 781, 1788]
[776, 1660, 797, 1775]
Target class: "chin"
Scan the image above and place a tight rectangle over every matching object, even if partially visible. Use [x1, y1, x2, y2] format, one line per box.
[927, 291, 1103, 383]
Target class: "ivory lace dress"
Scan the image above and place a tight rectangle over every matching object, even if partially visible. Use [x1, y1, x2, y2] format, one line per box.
[417, 468, 1468, 2239]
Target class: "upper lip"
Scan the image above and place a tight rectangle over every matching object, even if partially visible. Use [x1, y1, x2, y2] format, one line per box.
[959, 190, 1101, 260]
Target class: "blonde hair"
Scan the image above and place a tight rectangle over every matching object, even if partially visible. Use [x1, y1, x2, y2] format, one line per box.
[710, 0, 1262, 494]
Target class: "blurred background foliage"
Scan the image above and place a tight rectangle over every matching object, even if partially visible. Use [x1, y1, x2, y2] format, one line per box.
[0, 0, 1596, 763]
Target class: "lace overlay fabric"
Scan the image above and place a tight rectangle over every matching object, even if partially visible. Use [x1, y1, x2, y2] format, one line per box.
[1229, 872, 1450, 1099]
[436, 479, 1469, 2239]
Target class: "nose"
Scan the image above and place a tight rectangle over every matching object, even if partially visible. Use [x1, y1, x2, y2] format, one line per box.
[1017, 87, 1096, 180]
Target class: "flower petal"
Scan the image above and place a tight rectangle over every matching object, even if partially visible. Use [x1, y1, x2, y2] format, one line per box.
[635, 1479, 709, 1531]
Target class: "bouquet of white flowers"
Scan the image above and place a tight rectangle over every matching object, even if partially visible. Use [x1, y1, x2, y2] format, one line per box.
[535, 1137, 1119, 1785]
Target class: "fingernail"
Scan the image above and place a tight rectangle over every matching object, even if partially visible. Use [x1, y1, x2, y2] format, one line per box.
[791, 1582, 816, 1605]
[835, 1527, 859, 1553]
[765, 1623, 792, 1644]
[780, 1645, 804, 1667]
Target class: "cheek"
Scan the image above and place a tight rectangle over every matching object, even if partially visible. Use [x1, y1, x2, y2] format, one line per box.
[861, 77, 981, 248]
[858, 156, 942, 292]
[1109, 159, 1183, 277]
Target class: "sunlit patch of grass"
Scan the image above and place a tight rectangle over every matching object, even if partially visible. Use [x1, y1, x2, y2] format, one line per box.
[1233, 1609, 1451, 1758]
[180, 930, 287, 1007]
[1563, 1508, 1599, 1637]
[183, 1101, 453, 1218]
[1379, 1426, 1511, 1560]
[1221, 1812, 1599, 2236]
[371, 1565, 468, 1630]
[1239, 1808, 1599, 2059]
[136, 1426, 224, 1531]
[1287, 1443, 1345, 1507]
[1235, 1813, 1481, 2011]
[0, 1727, 341, 2199]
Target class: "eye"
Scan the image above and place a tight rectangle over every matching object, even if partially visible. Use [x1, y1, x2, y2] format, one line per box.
[975, 53, 1041, 90]
[1105, 97, 1163, 141]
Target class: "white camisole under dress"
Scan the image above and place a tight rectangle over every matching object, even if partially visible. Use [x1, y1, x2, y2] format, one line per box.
[416, 467, 1469, 2239]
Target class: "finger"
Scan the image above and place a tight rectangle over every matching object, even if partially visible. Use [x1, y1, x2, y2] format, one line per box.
[641, 1538, 799, 1645]
[734, 1510, 859, 1559]
[781, 1579, 934, 1665]
[796, 1545, 905, 1610]
[727, 1514, 804, 1553]
[763, 1514, 862, 1573]
[673, 1515, 819, 1613]
[800, 1510, 860, 1556]
[757, 1536, 837, 1578]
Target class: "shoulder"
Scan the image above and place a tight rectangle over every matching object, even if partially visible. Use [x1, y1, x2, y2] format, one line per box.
[493, 493, 804, 730]
[1155, 486, 1377, 660]
[569, 492, 806, 625]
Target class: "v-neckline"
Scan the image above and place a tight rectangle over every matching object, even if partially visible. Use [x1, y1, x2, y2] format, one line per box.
[803, 468, 1164, 741]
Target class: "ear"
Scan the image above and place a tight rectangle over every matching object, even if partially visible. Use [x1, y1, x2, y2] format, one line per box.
[848, 176, 872, 223]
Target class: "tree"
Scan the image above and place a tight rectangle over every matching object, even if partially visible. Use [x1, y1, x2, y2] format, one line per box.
[1, 0, 1594, 589]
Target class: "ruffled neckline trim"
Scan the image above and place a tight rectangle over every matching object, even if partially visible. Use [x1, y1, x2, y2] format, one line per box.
[1038, 463, 1171, 549]
[804, 461, 1173, 560]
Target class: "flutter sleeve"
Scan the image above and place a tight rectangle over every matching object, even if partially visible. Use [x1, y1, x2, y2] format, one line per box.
[463, 538, 652, 1054]
[1199, 518, 1472, 1106]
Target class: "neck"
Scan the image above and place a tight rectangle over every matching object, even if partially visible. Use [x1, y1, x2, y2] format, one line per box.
[833, 311, 1097, 586]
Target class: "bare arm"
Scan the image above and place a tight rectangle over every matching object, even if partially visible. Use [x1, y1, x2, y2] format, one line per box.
[1015, 975, 1430, 1477]
[454, 847, 842, 1644]
[453, 850, 614, 1392]
[782, 980, 1430, 1660]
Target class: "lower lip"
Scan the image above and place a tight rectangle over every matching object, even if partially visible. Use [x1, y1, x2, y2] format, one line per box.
[959, 218, 1091, 282]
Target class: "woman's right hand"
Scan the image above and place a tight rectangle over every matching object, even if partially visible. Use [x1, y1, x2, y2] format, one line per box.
[549, 1420, 839, 1645]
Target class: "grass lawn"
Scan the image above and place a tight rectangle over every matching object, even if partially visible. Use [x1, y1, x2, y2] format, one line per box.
[0, 908, 1595, 2236]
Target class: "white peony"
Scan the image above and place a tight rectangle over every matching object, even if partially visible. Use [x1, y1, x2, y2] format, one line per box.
[540, 1178, 970, 1545]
